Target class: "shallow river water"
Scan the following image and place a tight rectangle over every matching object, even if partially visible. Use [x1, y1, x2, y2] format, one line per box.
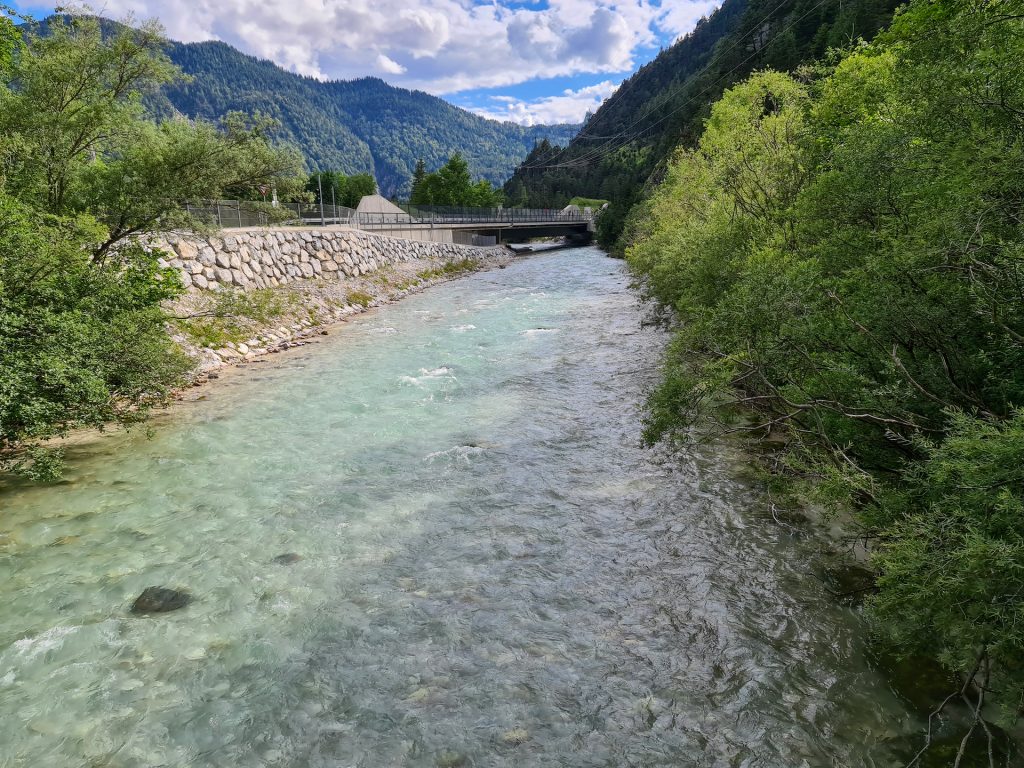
[1, 247, 924, 767]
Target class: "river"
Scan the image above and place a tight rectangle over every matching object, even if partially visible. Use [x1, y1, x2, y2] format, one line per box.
[1, 247, 922, 767]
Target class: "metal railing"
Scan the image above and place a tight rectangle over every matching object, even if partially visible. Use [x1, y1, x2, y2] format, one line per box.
[182, 199, 356, 228]
[179, 200, 589, 230]
[355, 204, 593, 228]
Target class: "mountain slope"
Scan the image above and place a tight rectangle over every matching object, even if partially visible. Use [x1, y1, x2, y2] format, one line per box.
[158, 40, 578, 196]
[504, 0, 900, 245]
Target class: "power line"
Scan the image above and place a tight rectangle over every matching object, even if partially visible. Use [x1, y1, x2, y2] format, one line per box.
[567, 0, 796, 145]
[520, 0, 829, 172]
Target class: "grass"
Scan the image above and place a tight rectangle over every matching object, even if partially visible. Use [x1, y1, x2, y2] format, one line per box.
[346, 290, 374, 307]
[176, 288, 300, 349]
[567, 197, 609, 210]
[415, 258, 478, 282]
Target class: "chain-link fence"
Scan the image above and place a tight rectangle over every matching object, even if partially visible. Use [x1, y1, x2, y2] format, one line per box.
[182, 200, 356, 228]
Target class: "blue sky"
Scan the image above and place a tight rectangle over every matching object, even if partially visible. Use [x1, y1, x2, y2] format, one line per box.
[9, 0, 721, 124]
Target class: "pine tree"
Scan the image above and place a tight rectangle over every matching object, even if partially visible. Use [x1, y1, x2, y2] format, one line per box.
[409, 158, 426, 202]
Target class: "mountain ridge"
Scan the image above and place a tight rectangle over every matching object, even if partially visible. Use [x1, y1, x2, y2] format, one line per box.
[151, 36, 579, 197]
[504, 0, 900, 245]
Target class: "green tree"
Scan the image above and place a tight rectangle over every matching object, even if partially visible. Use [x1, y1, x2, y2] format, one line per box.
[342, 172, 376, 207]
[436, 152, 472, 204]
[308, 170, 377, 208]
[408, 153, 499, 206]
[410, 158, 426, 201]
[628, 0, 1024, 747]
[0, 14, 304, 478]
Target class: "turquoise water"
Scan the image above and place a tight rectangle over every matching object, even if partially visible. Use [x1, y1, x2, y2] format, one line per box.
[0, 248, 917, 767]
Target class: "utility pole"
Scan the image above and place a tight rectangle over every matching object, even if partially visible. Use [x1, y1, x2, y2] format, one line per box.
[331, 185, 336, 225]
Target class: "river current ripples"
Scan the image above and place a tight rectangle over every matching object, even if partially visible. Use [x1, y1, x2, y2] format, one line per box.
[0, 247, 918, 767]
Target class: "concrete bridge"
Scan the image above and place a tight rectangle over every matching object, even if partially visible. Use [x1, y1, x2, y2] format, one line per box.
[343, 196, 595, 246]
[183, 196, 595, 245]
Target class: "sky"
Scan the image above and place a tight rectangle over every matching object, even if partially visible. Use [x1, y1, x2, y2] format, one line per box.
[10, 0, 721, 125]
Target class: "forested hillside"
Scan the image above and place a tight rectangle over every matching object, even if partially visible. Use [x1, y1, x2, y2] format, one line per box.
[156, 40, 577, 196]
[505, 0, 899, 245]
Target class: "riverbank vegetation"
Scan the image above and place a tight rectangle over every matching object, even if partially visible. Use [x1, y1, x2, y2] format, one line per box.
[629, 0, 1024, 753]
[0, 11, 303, 478]
[504, 0, 900, 249]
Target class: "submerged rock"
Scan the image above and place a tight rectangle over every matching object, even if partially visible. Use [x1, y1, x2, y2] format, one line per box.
[130, 586, 192, 614]
[272, 553, 302, 565]
[501, 728, 529, 745]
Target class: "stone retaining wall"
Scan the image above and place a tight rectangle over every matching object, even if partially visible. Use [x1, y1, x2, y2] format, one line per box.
[155, 228, 496, 291]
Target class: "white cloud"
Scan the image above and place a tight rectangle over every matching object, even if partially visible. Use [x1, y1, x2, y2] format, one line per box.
[470, 80, 620, 125]
[375, 54, 407, 75]
[70, 0, 718, 94]
[657, 0, 722, 39]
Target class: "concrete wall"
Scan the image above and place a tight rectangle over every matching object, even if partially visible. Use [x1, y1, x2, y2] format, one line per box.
[154, 227, 494, 291]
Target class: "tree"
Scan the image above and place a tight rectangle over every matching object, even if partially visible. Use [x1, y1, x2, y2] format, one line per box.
[436, 152, 472, 204]
[408, 153, 500, 206]
[627, 0, 1024, 747]
[307, 170, 377, 208]
[0, 13, 305, 478]
[410, 158, 426, 201]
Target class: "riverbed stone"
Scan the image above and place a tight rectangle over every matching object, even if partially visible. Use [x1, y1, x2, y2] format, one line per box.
[130, 586, 191, 614]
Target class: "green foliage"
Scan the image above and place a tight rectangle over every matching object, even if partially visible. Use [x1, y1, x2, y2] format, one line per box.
[409, 154, 503, 207]
[628, 0, 1024, 739]
[567, 197, 608, 210]
[870, 412, 1024, 726]
[0, 195, 192, 476]
[416, 258, 478, 281]
[410, 158, 427, 201]
[345, 290, 373, 308]
[0, 14, 305, 479]
[0, 7, 22, 78]
[307, 170, 377, 208]
[506, 0, 901, 248]
[177, 288, 299, 348]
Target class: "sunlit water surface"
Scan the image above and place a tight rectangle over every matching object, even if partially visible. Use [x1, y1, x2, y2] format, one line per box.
[1, 248, 919, 767]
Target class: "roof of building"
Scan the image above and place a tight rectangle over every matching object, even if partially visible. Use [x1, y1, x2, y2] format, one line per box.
[356, 195, 406, 215]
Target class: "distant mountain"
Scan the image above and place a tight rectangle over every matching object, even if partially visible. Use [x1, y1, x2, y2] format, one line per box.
[504, 0, 900, 245]
[150, 39, 577, 196]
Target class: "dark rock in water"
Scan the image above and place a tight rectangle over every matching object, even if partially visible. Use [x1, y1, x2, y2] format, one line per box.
[130, 586, 191, 614]
[272, 553, 302, 565]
